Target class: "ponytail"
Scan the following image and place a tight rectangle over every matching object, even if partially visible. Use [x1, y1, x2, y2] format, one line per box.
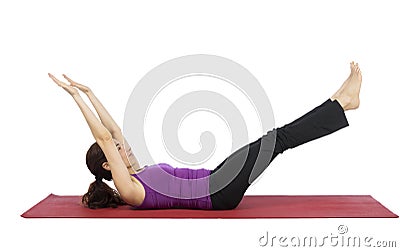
[82, 179, 126, 209]
[84, 141, 126, 209]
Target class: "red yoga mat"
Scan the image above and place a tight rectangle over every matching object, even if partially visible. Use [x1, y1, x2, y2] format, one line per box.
[21, 194, 398, 219]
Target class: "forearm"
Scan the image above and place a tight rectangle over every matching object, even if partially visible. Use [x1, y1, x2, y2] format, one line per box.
[72, 94, 112, 141]
[86, 91, 121, 134]
[85, 91, 143, 169]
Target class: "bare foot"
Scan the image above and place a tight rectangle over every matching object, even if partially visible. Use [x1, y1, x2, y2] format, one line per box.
[330, 62, 362, 111]
[335, 61, 355, 94]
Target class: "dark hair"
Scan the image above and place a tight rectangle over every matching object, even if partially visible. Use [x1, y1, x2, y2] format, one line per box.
[82, 142, 126, 209]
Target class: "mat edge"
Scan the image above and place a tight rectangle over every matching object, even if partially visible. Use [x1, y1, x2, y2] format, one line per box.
[368, 195, 398, 218]
[21, 193, 56, 218]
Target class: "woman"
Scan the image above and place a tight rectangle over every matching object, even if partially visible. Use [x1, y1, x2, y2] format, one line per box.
[48, 61, 362, 210]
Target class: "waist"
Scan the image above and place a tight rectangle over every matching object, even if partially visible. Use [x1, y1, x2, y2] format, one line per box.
[131, 163, 213, 209]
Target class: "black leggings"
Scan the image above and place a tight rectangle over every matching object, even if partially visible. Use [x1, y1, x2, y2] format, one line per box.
[209, 98, 349, 210]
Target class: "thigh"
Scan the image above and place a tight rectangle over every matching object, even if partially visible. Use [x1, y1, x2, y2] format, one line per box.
[211, 137, 261, 175]
[209, 129, 278, 209]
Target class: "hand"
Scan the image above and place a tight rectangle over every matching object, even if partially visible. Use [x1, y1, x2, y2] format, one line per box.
[48, 73, 79, 97]
[62, 74, 92, 94]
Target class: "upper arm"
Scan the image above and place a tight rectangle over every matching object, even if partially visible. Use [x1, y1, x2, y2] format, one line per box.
[97, 139, 144, 206]
[97, 138, 125, 167]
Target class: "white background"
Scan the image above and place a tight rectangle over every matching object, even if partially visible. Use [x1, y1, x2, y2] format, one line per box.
[1, 0, 399, 251]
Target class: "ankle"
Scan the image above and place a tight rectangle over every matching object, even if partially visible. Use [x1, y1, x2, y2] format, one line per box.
[331, 95, 349, 111]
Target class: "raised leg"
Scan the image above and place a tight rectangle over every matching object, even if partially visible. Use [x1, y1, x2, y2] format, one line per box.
[209, 62, 362, 210]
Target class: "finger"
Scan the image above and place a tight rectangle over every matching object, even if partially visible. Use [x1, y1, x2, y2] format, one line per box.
[63, 74, 83, 88]
[62, 74, 69, 79]
[48, 73, 58, 82]
[62, 74, 76, 85]
[62, 74, 73, 82]
[49, 74, 69, 87]
[48, 73, 61, 84]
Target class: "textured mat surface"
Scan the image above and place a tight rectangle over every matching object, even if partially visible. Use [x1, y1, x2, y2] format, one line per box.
[21, 194, 398, 219]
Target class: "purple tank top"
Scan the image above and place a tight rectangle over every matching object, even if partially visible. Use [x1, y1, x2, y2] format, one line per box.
[131, 163, 213, 209]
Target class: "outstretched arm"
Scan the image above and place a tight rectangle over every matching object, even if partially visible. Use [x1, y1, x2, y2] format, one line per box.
[48, 73, 111, 142]
[62, 75, 141, 170]
[62, 74, 121, 136]
[49, 73, 144, 206]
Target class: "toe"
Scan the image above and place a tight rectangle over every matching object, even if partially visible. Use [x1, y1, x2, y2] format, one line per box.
[351, 61, 356, 71]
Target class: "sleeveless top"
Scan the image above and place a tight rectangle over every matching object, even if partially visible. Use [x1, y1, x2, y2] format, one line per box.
[131, 163, 213, 209]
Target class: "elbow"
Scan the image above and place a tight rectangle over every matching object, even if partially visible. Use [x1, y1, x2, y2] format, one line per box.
[110, 127, 122, 136]
[123, 198, 141, 207]
[120, 186, 144, 207]
[121, 193, 142, 207]
[96, 131, 113, 142]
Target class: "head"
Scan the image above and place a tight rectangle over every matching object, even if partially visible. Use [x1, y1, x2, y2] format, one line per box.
[82, 140, 129, 209]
